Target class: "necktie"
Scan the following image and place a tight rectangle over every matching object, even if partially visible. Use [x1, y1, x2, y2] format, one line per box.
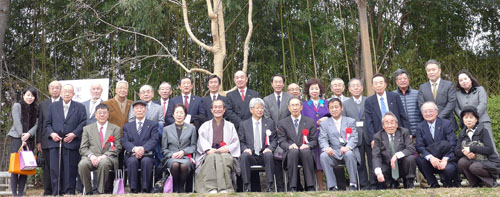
[240, 89, 245, 101]
[163, 101, 167, 117]
[89, 101, 95, 117]
[432, 83, 438, 100]
[430, 124, 435, 139]
[99, 126, 104, 147]
[254, 121, 261, 155]
[184, 96, 190, 111]
[390, 135, 399, 180]
[213, 95, 217, 101]
[137, 122, 143, 135]
[294, 119, 299, 135]
[380, 97, 387, 116]
[64, 104, 69, 119]
[277, 95, 281, 109]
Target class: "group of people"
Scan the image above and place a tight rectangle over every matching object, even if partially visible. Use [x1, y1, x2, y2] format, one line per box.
[7, 59, 500, 195]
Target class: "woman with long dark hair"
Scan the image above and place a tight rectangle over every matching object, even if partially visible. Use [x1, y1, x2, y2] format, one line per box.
[8, 87, 38, 196]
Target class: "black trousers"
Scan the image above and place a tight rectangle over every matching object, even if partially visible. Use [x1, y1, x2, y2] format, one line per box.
[357, 142, 371, 189]
[274, 159, 285, 192]
[42, 148, 53, 195]
[287, 148, 315, 188]
[49, 147, 80, 195]
[377, 155, 416, 189]
[416, 156, 457, 186]
[240, 152, 275, 186]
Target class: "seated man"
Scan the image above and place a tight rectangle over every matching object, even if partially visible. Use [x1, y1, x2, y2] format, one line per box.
[372, 112, 416, 189]
[122, 100, 160, 193]
[239, 98, 277, 192]
[195, 99, 240, 193]
[278, 97, 318, 192]
[78, 104, 122, 194]
[319, 98, 360, 191]
[415, 102, 458, 188]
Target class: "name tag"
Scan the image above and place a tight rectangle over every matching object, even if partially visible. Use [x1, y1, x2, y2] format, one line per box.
[356, 121, 364, 127]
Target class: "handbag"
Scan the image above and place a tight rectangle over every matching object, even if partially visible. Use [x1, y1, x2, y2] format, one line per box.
[163, 168, 173, 193]
[112, 169, 125, 194]
[19, 145, 37, 170]
[8, 145, 36, 175]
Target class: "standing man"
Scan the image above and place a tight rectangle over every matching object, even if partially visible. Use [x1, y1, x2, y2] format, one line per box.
[263, 74, 291, 192]
[329, 78, 348, 102]
[37, 80, 61, 195]
[82, 83, 104, 126]
[102, 80, 133, 130]
[128, 85, 164, 124]
[78, 104, 122, 195]
[46, 84, 87, 195]
[239, 98, 277, 192]
[393, 69, 423, 137]
[342, 78, 371, 189]
[372, 112, 416, 189]
[226, 71, 260, 129]
[287, 83, 302, 100]
[278, 97, 318, 192]
[122, 100, 160, 193]
[319, 98, 360, 191]
[166, 77, 206, 127]
[153, 82, 173, 120]
[202, 75, 236, 121]
[415, 102, 458, 188]
[418, 59, 458, 132]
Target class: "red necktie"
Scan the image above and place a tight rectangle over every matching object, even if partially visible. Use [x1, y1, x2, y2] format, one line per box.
[163, 101, 167, 117]
[99, 126, 104, 147]
[240, 89, 245, 102]
[184, 96, 190, 111]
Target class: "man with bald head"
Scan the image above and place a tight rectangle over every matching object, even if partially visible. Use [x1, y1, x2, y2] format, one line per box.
[37, 80, 62, 195]
[287, 83, 302, 100]
[103, 80, 133, 130]
[128, 85, 164, 124]
[46, 84, 87, 195]
[226, 71, 260, 129]
[83, 83, 104, 125]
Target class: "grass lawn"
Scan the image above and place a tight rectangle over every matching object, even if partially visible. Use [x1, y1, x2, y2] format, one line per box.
[24, 187, 500, 196]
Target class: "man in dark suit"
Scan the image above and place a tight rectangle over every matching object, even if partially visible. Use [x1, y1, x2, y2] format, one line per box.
[372, 112, 416, 189]
[262, 74, 291, 192]
[165, 77, 206, 127]
[342, 78, 371, 189]
[226, 71, 260, 129]
[153, 82, 173, 119]
[417, 59, 458, 131]
[46, 84, 87, 195]
[78, 104, 122, 194]
[82, 83, 104, 126]
[202, 75, 236, 121]
[122, 100, 160, 193]
[415, 102, 458, 188]
[278, 97, 318, 192]
[36, 80, 61, 195]
[239, 98, 277, 192]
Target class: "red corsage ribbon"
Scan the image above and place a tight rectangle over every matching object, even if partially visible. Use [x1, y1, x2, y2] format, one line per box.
[302, 129, 309, 144]
[187, 154, 196, 165]
[220, 141, 227, 147]
[104, 136, 115, 150]
[345, 128, 353, 141]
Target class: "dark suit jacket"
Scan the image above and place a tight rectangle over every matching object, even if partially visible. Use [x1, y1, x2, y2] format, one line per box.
[82, 99, 103, 125]
[372, 127, 415, 170]
[415, 118, 457, 160]
[165, 95, 206, 125]
[45, 100, 87, 149]
[278, 116, 318, 162]
[364, 91, 409, 143]
[238, 117, 277, 154]
[37, 98, 59, 149]
[226, 88, 260, 128]
[417, 79, 458, 130]
[342, 96, 366, 146]
[122, 119, 160, 156]
[202, 95, 237, 121]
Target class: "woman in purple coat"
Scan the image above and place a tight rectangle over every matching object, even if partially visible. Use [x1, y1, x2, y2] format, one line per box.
[301, 78, 329, 190]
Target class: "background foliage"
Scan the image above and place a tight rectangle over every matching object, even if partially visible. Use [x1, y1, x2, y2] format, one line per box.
[1, 0, 500, 170]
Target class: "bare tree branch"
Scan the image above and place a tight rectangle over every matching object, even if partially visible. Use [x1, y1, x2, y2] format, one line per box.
[242, 0, 253, 74]
[181, 0, 213, 52]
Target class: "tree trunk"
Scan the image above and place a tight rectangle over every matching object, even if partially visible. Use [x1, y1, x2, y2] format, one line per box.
[0, 0, 11, 123]
[357, 0, 374, 96]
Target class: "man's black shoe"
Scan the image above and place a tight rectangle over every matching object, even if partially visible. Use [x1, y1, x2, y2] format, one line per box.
[349, 185, 358, 191]
[266, 182, 274, 192]
[243, 183, 251, 192]
[305, 186, 315, 191]
[429, 183, 440, 188]
[328, 186, 338, 191]
[406, 179, 415, 189]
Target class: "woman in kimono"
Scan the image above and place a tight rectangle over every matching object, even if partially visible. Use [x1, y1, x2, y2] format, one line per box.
[194, 100, 240, 193]
[162, 104, 197, 193]
[301, 78, 329, 190]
